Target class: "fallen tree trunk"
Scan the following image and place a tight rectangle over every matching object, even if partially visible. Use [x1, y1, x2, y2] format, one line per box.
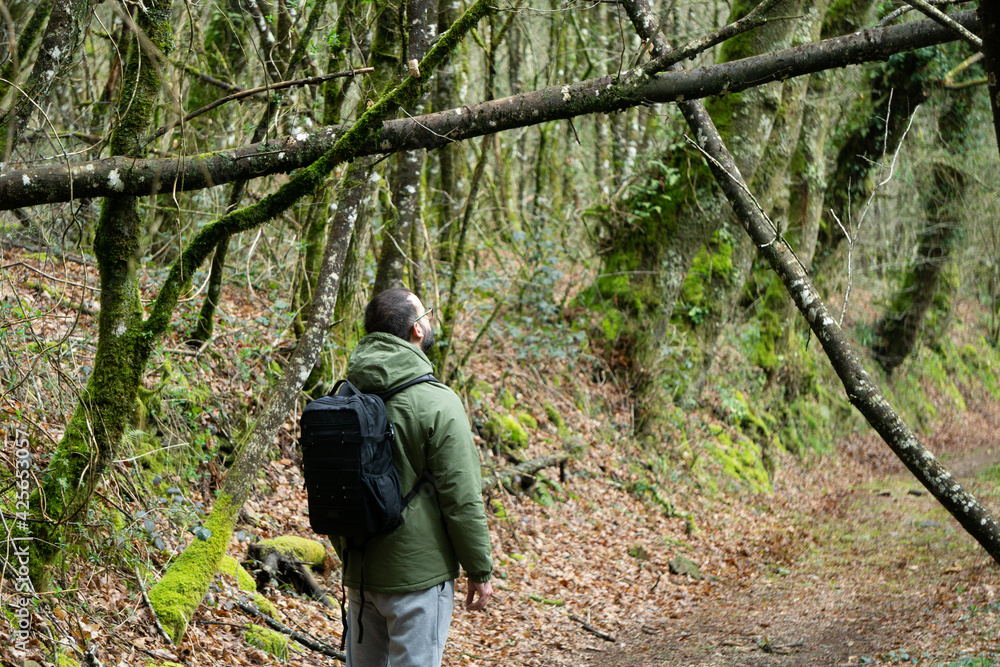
[618, 3, 1000, 565]
[0, 10, 980, 209]
[481, 454, 569, 493]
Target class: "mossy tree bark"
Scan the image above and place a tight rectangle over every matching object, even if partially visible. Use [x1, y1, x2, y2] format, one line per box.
[680, 0, 830, 406]
[143, 0, 493, 641]
[598, 0, 805, 426]
[0, 11, 979, 210]
[872, 87, 973, 374]
[0, 0, 94, 162]
[373, 0, 439, 296]
[13, 0, 174, 590]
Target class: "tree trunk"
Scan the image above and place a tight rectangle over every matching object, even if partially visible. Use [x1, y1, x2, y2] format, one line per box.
[600, 0, 804, 425]
[14, 0, 174, 589]
[149, 162, 364, 643]
[681, 0, 833, 404]
[750, 0, 877, 387]
[0, 0, 93, 161]
[872, 89, 972, 374]
[373, 0, 439, 295]
[190, 0, 330, 343]
[979, 3, 1000, 155]
[0, 0, 54, 101]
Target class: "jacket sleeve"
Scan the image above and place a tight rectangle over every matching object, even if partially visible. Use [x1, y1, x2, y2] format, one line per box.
[425, 388, 493, 582]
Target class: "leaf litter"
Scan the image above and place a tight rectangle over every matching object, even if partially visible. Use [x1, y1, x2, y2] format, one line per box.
[1, 246, 999, 666]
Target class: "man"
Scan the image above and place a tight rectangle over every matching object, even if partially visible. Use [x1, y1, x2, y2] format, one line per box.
[337, 287, 493, 667]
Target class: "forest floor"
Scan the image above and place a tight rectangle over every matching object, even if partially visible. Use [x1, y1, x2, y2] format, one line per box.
[2, 245, 1000, 666]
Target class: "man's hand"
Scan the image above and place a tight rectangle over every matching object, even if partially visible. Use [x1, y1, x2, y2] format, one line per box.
[464, 578, 493, 611]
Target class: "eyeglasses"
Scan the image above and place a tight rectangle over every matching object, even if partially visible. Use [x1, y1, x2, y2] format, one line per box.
[414, 308, 434, 324]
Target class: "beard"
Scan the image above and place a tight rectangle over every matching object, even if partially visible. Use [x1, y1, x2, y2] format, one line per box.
[420, 321, 435, 352]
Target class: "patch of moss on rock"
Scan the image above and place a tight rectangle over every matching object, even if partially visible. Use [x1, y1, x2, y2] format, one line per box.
[517, 411, 538, 429]
[500, 415, 529, 448]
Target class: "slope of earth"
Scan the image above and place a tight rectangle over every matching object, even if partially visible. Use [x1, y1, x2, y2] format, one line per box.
[582, 403, 1000, 667]
[2, 245, 999, 667]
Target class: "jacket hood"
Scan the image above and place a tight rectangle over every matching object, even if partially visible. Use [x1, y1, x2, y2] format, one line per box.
[346, 332, 434, 393]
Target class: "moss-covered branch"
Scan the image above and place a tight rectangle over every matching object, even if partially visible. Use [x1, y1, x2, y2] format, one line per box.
[141, 0, 494, 346]
[145, 0, 493, 643]
[15, 0, 173, 589]
[0, 10, 981, 210]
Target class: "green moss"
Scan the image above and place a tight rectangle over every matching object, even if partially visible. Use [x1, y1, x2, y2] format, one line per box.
[253, 592, 278, 617]
[145, 662, 186, 667]
[254, 536, 327, 566]
[600, 309, 626, 343]
[517, 412, 538, 429]
[218, 554, 256, 592]
[705, 432, 772, 494]
[543, 402, 569, 437]
[499, 389, 516, 410]
[245, 623, 290, 661]
[148, 494, 239, 643]
[500, 415, 529, 448]
[676, 229, 736, 326]
[56, 653, 80, 667]
[490, 498, 508, 518]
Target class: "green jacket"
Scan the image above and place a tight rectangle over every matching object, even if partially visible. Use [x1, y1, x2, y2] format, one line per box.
[334, 332, 493, 593]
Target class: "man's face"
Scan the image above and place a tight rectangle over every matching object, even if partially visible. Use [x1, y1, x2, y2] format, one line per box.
[408, 294, 435, 353]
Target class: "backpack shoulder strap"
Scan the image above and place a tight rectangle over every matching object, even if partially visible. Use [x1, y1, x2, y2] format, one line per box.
[380, 374, 437, 402]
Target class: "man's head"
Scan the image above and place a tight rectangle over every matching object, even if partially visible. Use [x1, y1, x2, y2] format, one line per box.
[364, 288, 435, 352]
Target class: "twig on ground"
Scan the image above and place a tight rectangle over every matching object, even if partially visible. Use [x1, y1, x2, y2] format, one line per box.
[236, 599, 345, 660]
[569, 614, 617, 642]
[135, 567, 175, 646]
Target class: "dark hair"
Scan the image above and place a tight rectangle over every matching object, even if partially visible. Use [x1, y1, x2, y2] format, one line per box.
[364, 288, 419, 339]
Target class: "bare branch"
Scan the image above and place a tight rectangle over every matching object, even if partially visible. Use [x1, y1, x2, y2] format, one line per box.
[639, 0, 785, 76]
[144, 68, 375, 145]
[899, 0, 982, 49]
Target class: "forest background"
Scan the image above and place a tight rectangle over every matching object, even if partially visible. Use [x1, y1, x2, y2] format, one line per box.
[4, 0, 1000, 664]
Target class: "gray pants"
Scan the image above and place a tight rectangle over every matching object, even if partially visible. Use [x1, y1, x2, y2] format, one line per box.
[345, 580, 455, 667]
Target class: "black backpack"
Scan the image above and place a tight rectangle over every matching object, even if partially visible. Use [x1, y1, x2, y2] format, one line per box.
[299, 374, 436, 539]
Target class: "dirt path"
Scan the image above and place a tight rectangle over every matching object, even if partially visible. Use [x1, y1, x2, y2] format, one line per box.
[587, 407, 1000, 666]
